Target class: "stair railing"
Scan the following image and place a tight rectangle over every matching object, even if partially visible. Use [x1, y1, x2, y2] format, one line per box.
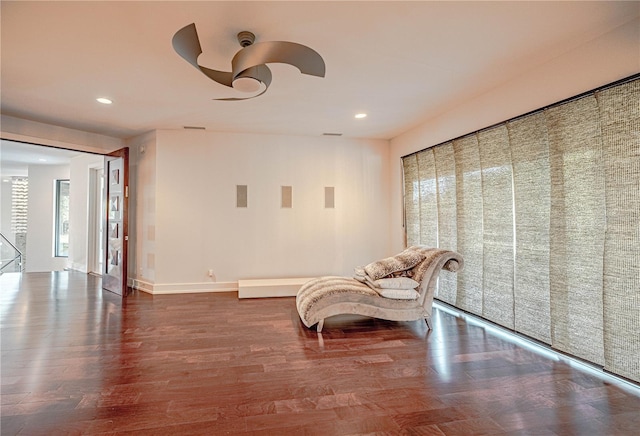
[0, 232, 23, 273]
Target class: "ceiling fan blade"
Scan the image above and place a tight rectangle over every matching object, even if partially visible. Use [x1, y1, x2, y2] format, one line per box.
[215, 86, 269, 102]
[199, 66, 233, 88]
[172, 23, 233, 87]
[231, 41, 326, 80]
[171, 23, 202, 69]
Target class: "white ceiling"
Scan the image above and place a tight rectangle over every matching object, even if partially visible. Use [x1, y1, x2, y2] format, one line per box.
[1, 1, 638, 141]
[0, 140, 85, 177]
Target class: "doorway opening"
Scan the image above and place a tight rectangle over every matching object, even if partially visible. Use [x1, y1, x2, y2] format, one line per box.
[1, 140, 104, 275]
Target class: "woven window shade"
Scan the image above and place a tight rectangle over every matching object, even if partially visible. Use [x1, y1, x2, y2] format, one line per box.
[478, 125, 515, 329]
[596, 80, 640, 381]
[401, 77, 638, 382]
[507, 113, 552, 344]
[434, 143, 458, 304]
[402, 154, 420, 246]
[453, 135, 483, 315]
[417, 149, 438, 247]
[546, 95, 606, 365]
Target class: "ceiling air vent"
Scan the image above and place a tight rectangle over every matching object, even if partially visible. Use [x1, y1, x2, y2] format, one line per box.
[322, 133, 343, 136]
[183, 126, 206, 130]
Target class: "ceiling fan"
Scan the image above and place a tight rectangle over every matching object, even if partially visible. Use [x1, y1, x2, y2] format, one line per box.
[172, 23, 326, 101]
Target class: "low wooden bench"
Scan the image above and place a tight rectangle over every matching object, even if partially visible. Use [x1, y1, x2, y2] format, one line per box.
[237, 277, 314, 299]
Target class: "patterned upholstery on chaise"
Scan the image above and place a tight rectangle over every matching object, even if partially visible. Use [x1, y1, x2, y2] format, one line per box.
[296, 246, 463, 332]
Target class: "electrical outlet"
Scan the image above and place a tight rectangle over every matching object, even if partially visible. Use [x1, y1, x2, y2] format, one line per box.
[208, 269, 214, 277]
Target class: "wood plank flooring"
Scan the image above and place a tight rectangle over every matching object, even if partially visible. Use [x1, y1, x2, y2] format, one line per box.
[1, 271, 639, 435]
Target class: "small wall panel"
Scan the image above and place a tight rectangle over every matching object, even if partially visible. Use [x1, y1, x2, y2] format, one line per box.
[236, 185, 248, 208]
[324, 186, 335, 209]
[281, 186, 292, 208]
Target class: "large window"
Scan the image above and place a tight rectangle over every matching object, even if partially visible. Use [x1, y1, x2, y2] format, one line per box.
[54, 179, 70, 257]
[402, 76, 639, 383]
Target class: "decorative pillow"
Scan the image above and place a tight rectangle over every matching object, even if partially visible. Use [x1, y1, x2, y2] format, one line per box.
[376, 288, 420, 300]
[375, 277, 419, 290]
[353, 266, 367, 277]
[364, 249, 425, 280]
[353, 272, 380, 289]
[386, 270, 414, 278]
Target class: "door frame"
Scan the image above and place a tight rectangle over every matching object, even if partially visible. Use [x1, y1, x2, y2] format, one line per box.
[87, 166, 104, 275]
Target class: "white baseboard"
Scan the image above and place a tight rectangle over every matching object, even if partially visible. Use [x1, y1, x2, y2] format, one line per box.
[68, 262, 88, 273]
[129, 278, 237, 295]
[238, 277, 313, 298]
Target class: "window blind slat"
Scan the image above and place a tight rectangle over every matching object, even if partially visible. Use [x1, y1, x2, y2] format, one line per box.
[434, 143, 457, 304]
[478, 125, 515, 329]
[546, 96, 606, 365]
[417, 149, 438, 247]
[453, 135, 483, 315]
[403, 154, 420, 246]
[597, 80, 640, 381]
[508, 113, 552, 344]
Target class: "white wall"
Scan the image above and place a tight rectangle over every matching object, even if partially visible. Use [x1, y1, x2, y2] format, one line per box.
[68, 153, 104, 272]
[127, 131, 157, 288]
[388, 17, 640, 254]
[130, 129, 390, 292]
[25, 164, 70, 272]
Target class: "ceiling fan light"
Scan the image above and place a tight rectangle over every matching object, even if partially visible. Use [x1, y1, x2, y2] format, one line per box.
[232, 77, 262, 93]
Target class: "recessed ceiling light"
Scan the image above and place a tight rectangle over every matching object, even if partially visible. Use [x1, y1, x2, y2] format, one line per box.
[38, 158, 47, 162]
[96, 97, 113, 104]
[355, 113, 367, 119]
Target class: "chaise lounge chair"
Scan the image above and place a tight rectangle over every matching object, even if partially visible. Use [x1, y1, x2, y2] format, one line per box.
[296, 246, 463, 332]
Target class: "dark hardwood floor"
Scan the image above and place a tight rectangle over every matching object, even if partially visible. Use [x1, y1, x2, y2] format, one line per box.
[1, 272, 638, 435]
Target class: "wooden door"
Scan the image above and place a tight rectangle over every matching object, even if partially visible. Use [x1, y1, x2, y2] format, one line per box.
[102, 148, 129, 296]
